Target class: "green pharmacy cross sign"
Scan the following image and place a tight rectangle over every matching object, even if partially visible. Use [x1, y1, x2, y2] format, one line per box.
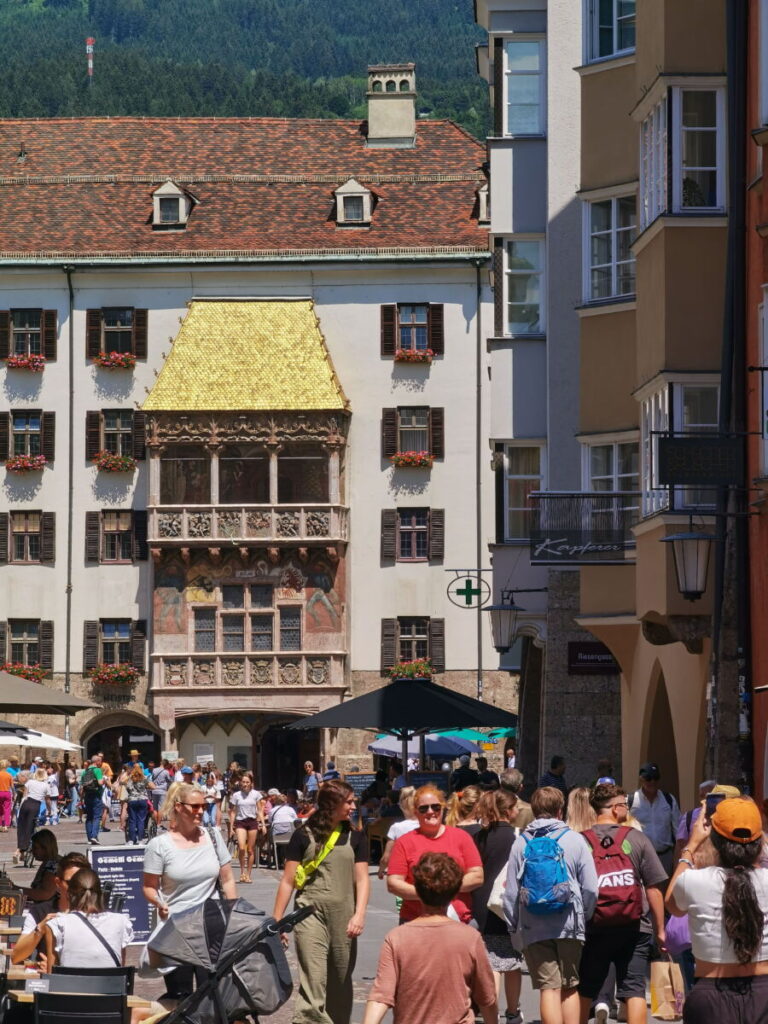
[447, 574, 491, 609]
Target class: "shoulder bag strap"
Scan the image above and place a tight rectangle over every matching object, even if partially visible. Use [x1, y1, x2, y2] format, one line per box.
[73, 912, 121, 967]
[294, 826, 342, 890]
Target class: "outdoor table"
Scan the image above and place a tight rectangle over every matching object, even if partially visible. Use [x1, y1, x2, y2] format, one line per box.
[0, 926, 21, 935]
[8, 990, 153, 1007]
[7, 966, 38, 982]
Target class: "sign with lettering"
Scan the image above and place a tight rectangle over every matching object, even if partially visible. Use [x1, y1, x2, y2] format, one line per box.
[408, 771, 450, 793]
[530, 530, 629, 564]
[345, 772, 377, 800]
[657, 436, 743, 486]
[89, 845, 153, 944]
[567, 642, 619, 675]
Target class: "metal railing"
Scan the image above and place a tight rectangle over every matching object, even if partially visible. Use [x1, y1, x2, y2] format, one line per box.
[527, 491, 642, 564]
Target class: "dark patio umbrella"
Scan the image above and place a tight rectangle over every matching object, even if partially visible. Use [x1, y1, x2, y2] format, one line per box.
[288, 677, 518, 769]
[0, 672, 100, 716]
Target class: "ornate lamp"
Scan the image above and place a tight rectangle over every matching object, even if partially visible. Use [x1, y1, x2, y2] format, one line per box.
[661, 517, 717, 602]
[484, 590, 524, 653]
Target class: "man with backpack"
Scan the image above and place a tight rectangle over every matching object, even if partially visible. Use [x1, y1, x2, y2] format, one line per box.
[504, 787, 598, 1024]
[80, 754, 105, 845]
[628, 762, 681, 874]
[578, 783, 667, 1024]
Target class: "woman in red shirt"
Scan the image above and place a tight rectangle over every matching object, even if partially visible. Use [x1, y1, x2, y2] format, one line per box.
[386, 784, 483, 923]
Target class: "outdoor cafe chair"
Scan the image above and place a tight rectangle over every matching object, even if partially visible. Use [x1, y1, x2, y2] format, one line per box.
[269, 830, 293, 870]
[34, 991, 130, 1024]
[51, 965, 134, 993]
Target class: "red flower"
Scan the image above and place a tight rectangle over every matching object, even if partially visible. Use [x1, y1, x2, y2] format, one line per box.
[6, 454, 47, 472]
[390, 451, 434, 468]
[0, 662, 46, 683]
[93, 450, 137, 473]
[93, 351, 137, 369]
[88, 663, 141, 686]
[6, 354, 46, 372]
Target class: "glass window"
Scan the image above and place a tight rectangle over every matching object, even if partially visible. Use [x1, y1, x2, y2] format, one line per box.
[506, 240, 543, 334]
[12, 411, 41, 457]
[505, 40, 544, 135]
[505, 445, 544, 540]
[10, 512, 40, 562]
[194, 608, 216, 653]
[10, 620, 39, 664]
[398, 617, 429, 661]
[102, 308, 133, 354]
[250, 614, 273, 651]
[250, 585, 273, 609]
[279, 607, 302, 652]
[397, 509, 429, 561]
[590, 0, 635, 60]
[102, 511, 132, 562]
[277, 444, 329, 503]
[11, 310, 42, 356]
[641, 388, 670, 515]
[159, 197, 180, 223]
[677, 383, 719, 508]
[343, 195, 364, 222]
[160, 444, 211, 504]
[397, 407, 430, 454]
[587, 196, 636, 301]
[222, 585, 245, 610]
[640, 99, 668, 228]
[219, 444, 269, 504]
[101, 620, 131, 664]
[102, 410, 133, 456]
[679, 90, 720, 209]
[222, 614, 244, 652]
[398, 305, 429, 352]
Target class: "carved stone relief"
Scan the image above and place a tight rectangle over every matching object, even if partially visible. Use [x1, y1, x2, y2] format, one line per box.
[217, 512, 242, 537]
[246, 511, 272, 536]
[308, 659, 330, 685]
[222, 660, 245, 686]
[147, 412, 349, 448]
[251, 659, 273, 685]
[188, 513, 212, 538]
[279, 661, 302, 685]
[159, 513, 183, 537]
[193, 661, 214, 686]
[305, 512, 330, 537]
[277, 512, 300, 537]
[164, 662, 187, 687]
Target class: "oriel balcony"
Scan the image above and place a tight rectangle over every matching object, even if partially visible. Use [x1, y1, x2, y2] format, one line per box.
[528, 491, 642, 565]
[148, 504, 349, 546]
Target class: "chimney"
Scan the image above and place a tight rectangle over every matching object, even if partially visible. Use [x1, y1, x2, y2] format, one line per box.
[366, 64, 416, 148]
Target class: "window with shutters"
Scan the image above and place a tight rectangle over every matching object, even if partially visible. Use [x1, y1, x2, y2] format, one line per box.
[398, 617, 429, 661]
[381, 304, 444, 359]
[11, 310, 42, 356]
[280, 607, 302, 652]
[10, 620, 39, 664]
[87, 307, 147, 359]
[102, 411, 133, 456]
[100, 620, 131, 664]
[12, 411, 41, 456]
[10, 512, 41, 563]
[398, 407, 429, 453]
[398, 306, 429, 352]
[505, 444, 546, 540]
[102, 511, 133, 562]
[397, 509, 429, 561]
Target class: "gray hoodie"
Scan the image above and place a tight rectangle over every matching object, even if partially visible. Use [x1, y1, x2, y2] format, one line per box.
[503, 817, 599, 945]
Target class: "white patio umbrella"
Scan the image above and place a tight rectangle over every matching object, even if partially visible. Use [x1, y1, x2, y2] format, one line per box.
[0, 729, 82, 752]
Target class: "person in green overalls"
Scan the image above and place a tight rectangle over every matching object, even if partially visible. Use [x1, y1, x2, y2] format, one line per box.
[273, 779, 370, 1024]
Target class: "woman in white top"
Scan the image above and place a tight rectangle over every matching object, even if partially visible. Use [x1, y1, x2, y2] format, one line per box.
[268, 794, 298, 836]
[228, 772, 264, 883]
[667, 796, 768, 1022]
[202, 771, 221, 828]
[377, 786, 419, 880]
[15, 768, 49, 863]
[44, 865, 133, 967]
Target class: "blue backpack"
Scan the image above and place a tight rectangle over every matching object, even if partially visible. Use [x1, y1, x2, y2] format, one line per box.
[519, 828, 573, 915]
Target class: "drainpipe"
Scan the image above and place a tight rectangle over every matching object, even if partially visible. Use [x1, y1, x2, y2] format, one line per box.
[473, 258, 485, 700]
[62, 267, 75, 742]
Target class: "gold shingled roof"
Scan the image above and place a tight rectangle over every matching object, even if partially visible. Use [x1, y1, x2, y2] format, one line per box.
[142, 300, 348, 412]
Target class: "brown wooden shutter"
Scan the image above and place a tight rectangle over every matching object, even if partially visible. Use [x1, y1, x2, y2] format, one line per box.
[131, 620, 147, 671]
[494, 442, 505, 543]
[41, 413, 55, 463]
[133, 510, 148, 561]
[380, 305, 397, 357]
[0, 311, 9, 360]
[0, 623, 6, 661]
[0, 514, 7, 565]
[381, 509, 397, 561]
[133, 309, 148, 359]
[493, 237, 505, 337]
[40, 513, 55, 564]
[86, 309, 102, 358]
[428, 304, 444, 355]
[132, 412, 146, 460]
[382, 408, 398, 458]
[429, 618, 446, 673]
[0, 412, 8, 461]
[381, 618, 398, 672]
[85, 412, 101, 460]
[493, 37, 504, 137]
[85, 512, 101, 563]
[39, 621, 54, 671]
[42, 311, 57, 361]
[429, 509, 445, 561]
[83, 621, 99, 671]
[430, 408, 445, 459]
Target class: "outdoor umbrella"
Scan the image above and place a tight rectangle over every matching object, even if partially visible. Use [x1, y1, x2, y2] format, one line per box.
[0, 729, 82, 752]
[0, 672, 100, 716]
[368, 733, 480, 759]
[289, 677, 518, 769]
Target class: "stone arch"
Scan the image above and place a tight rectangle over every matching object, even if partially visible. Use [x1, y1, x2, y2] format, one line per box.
[80, 709, 160, 746]
[399, 79, 410, 92]
[371, 80, 383, 93]
[385, 80, 396, 93]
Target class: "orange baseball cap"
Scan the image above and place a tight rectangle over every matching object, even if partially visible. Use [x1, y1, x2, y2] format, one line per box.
[711, 797, 763, 843]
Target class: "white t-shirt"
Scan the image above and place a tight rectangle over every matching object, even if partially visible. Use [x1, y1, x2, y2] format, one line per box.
[674, 865, 768, 963]
[48, 911, 134, 967]
[386, 818, 420, 842]
[230, 789, 262, 822]
[204, 785, 219, 804]
[24, 779, 49, 803]
[269, 804, 298, 835]
[143, 827, 231, 914]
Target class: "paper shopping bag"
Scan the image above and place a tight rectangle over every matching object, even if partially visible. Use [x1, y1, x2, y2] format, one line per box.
[650, 959, 685, 1021]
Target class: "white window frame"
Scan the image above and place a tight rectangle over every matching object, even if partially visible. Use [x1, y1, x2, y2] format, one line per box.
[639, 98, 668, 229]
[671, 381, 720, 510]
[671, 87, 726, 213]
[504, 37, 546, 137]
[582, 194, 637, 303]
[580, 434, 640, 492]
[640, 385, 670, 515]
[586, 0, 636, 63]
[152, 180, 192, 227]
[505, 236, 546, 336]
[503, 442, 547, 542]
[334, 178, 372, 225]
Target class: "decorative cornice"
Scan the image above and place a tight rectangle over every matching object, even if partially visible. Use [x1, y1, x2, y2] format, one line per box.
[146, 411, 349, 447]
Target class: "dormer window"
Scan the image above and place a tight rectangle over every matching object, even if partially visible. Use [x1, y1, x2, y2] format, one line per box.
[152, 179, 195, 230]
[334, 178, 372, 226]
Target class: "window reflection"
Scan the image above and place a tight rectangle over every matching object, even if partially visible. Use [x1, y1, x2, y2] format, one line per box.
[220, 444, 269, 503]
[278, 444, 329, 503]
[160, 444, 211, 504]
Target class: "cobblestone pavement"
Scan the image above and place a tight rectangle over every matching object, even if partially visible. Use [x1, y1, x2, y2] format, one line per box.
[1, 815, 657, 1022]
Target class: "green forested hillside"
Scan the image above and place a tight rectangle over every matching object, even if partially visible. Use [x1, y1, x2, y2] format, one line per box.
[0, 0, 488, 136]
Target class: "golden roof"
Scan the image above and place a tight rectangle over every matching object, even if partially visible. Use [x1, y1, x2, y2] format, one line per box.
[142, 299, 349, 412]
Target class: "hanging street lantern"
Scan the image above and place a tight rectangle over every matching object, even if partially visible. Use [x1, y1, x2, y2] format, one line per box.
[484, 590, 524, 653]
[661, 517, 717, 602]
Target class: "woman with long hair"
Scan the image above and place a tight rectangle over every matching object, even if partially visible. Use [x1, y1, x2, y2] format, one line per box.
[667, 797, 768, 1022]
[445, 784, 482, 828]
[122, 763, 150, 844]
[566, 786, 597, 833]
[14, 768, 49, 864]
[273, 780, 370, 1024]
[43, 866, 133, 967]
[228, 771, 264, 882]
[22, 827, 59, 903]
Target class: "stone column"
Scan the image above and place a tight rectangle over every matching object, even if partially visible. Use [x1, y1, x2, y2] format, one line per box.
[148, 448, 162, 506]
[266, 443, 282, 506]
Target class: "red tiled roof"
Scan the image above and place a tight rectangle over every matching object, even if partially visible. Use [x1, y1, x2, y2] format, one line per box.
[0, 117, 488, 258]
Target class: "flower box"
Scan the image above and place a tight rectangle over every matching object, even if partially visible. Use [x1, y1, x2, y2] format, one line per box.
[0, 661, 46, 683]
[6, 454, 47, 472]
[93, 450, 137, 473]
[6, 354, 46, 372]
[88, 663, 141, 687]
[388, 659, 433, 679]
[93, 351, 137, 370]
[395, 348, 434, 364]
[389, 451, 434, 468]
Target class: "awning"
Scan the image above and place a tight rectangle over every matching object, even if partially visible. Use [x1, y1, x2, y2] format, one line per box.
[0, 672, 100, 716]
[0, 729, 82, 752]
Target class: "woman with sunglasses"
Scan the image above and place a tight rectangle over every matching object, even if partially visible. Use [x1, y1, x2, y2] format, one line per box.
[142, 782, 236, 1002]
[386, 785, 483, 924]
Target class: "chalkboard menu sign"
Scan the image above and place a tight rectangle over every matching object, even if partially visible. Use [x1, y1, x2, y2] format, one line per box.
[345, 773, 378, 800]
[89, 845, 152, 943]
[408, 771, 450, 793]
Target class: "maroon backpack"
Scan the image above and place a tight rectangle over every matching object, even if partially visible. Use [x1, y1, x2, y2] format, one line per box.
[583, 826, 643, 929]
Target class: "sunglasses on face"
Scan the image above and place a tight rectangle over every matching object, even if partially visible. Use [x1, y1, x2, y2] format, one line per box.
[181, 803, 205, 813]
[417, 803, 442, 814]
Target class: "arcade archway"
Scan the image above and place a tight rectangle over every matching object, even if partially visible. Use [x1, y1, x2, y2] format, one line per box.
[82, 711, 161, 769]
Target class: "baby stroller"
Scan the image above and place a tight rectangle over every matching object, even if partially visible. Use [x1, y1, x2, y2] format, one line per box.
[149, 896, 313, 1024]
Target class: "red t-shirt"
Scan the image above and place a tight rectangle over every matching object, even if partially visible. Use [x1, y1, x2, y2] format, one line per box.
[386, 826, 483, 922]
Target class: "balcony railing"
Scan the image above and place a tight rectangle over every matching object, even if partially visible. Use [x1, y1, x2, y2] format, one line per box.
[151, 652, 346, 689]
[148, 504, 349, 545]
[528, 491, 641, 564]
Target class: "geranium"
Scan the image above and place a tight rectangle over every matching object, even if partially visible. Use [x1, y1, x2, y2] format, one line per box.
[93, 351, 137, 369]
[6, 354, 46, 372]
[395, 348, 434, 364]
[88, 663, 141, 686]
[0, 662, 46, 683]
[6, 454, 47, 472]
[93, 450, 137, 473]
[389, 451, 434, 468]
[388, 658, 433, 679]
